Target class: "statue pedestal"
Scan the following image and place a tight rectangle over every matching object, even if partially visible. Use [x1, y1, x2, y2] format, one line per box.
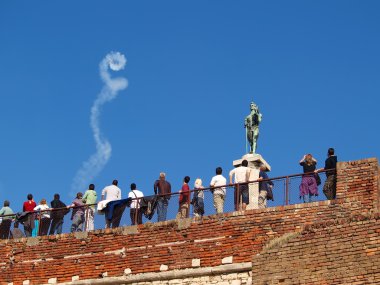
[232, 153, 271, 210]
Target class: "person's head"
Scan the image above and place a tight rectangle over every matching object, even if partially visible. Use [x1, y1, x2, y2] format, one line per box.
[27, 194, 33, 201]
[76, 192, 83, 199]
[112, 180, 118, 186]
[259, 164, 267, 172]
[40, 199, 47, 205]
[4, 200, 10, 207]
[242, 160, 248, 167]
[328, 148, 335, 156]
[130, 183, 136, 190]
[89, 184, 95, 190]
[194, 178, 202, 188]
[54, 194, 60, 200]
[184, 176, 190, 184]
[250, 102, 257, 111]
[305, 154, 313, 165]
[159, 172, 166, 180]
[216, 167, 223, 175]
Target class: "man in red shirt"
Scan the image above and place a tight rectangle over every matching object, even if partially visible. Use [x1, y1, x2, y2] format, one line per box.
[178, 176, 190, 219]
[22, 194, 37, 237]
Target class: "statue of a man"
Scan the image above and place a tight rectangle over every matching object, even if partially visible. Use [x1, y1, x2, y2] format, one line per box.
[245, 102, 262, 153]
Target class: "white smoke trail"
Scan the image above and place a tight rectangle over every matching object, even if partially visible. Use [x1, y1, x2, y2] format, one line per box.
[71, 52, 128, 195]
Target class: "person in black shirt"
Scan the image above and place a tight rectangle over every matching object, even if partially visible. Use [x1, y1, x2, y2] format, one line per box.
[299, 154, 318, 203]
[316, 148, 338, 200]
[49, 194, 69, 235]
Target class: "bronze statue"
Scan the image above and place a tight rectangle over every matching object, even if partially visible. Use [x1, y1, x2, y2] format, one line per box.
[245, 102, 262, 153]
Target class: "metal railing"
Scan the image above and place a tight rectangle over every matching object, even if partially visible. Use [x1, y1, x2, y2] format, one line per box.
[0, 169, 335, 239]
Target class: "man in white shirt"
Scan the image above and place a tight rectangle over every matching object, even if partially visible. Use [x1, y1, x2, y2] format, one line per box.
[128, 183, 144, 225]
[101, 180, 121, 201]
[210, 167, 227, 214]
[101, 180, 121, 228]
[229, 159, 251, 211]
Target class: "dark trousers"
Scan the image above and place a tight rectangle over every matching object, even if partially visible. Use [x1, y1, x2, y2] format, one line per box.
[39, 217, 51, 236]
[130, 208, 143, 225]
[106, 204, 127, 228]
[0, 219, 12, 239]
[49, 218, 64, 235]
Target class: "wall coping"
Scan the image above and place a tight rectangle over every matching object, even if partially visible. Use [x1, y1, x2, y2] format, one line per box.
[48, 262, 252, 285]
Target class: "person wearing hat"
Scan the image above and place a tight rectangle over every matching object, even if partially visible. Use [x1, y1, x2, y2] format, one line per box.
[68, 192, 85, 232]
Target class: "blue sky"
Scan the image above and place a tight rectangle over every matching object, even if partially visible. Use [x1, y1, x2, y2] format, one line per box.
[0, 1, 379, 224]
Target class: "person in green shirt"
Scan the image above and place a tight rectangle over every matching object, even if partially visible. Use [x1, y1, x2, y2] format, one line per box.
[83, 184, 97, 231]
[0, 200, 14, 239]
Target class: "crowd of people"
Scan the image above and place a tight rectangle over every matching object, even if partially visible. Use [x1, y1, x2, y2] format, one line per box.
[0, 148, 337, 239]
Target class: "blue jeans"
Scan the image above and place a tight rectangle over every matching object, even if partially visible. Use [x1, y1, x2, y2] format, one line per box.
[157, 198, 168, 222]
[71, 214, 85, 232]
[49, 218, 63, 235]
[302, 194, 315, 203]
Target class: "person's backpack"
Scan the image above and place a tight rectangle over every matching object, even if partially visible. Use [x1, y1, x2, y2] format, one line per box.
[266, 187, 274, 201]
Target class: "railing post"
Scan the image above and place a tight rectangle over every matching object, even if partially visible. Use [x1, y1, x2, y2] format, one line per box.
[187, 191, 191, 218]
[134, 198, 139, 225]
[285, 176, 290, 205]
[38, 212, 42, 236]
[236, 183, 240, 211]
[84, 205, 89, 232]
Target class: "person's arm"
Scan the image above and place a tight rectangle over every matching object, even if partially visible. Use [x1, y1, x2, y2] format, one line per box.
[101, 187, 106, 200]
[0, 208, 4, 216]
[210, 177, 216, 187]
[229, 169, 235, 185]
[299, 155, 306, 164]
[154, 180, 158, 195]
[82, 191, 88, 203]
[22, 203, 26, 212]
[315, 159, 327, 173]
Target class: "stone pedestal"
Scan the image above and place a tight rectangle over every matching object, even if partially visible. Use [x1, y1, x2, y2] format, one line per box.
[232, 153, 271, 210]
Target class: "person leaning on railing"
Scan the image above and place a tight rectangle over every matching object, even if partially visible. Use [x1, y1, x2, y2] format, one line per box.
[178, 176, 190, 219]
[33, 199, 51, 236]
[128, 183, 144, 225]
[258, 164, 274, 208]
[316, 147, 338, 200]
[0, 200, 15, 239]
[49, 194, 69, 235]
[192, 178, 205, 217]
[299, 154, 318, 203]
[83, 184, 97, 231]
[210, 167, 227, 214]
[68, 192, 85, 232]
[229, 160, 251, 211]
[22, 194, 37, 237]
[154, 172, 171, 222]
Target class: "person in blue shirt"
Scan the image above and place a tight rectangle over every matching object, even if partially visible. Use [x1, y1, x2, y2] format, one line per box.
[258, 164, 274, 208]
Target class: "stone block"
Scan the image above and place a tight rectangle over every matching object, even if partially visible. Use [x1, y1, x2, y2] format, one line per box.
[48, 278, 57, 284]
[122, 225, 139, 235]
[160, 264, 168, 271]
[231, 280, 241, 285]
[22, 281, 30, 285]
[101, 272, 108, 278]
[222, 256, 233, 264]
[74, 231, 88, 239]
[72, 276, 79, 281]
[192, 258, 201, 267]
[124, 268, 132, 275]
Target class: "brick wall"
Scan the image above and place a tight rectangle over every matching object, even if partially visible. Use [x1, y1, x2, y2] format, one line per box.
[251, 212, 380, 284]
[0, 158, 378, 285]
